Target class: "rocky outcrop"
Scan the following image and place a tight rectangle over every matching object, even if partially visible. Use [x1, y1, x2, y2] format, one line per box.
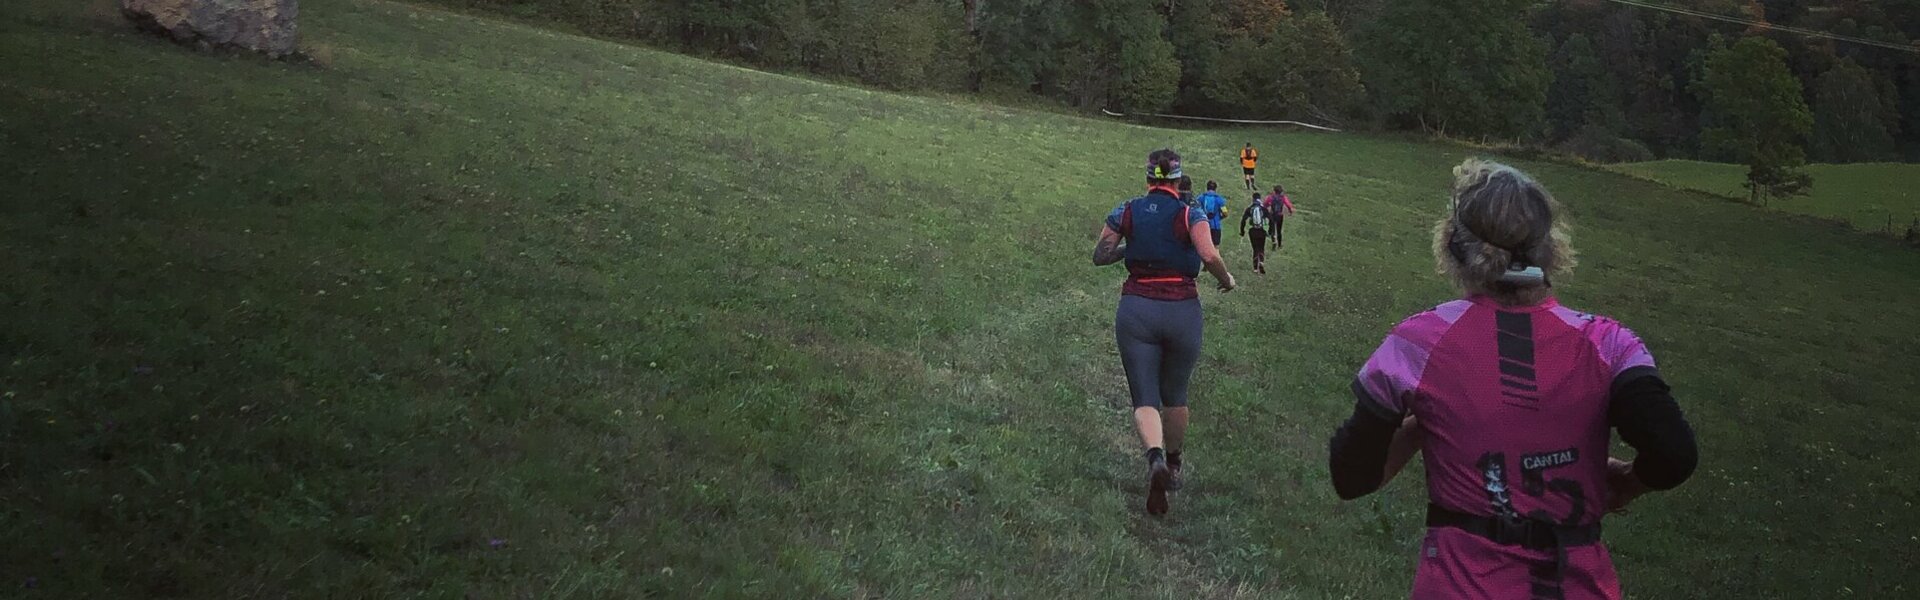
[122, 0, 299, 58]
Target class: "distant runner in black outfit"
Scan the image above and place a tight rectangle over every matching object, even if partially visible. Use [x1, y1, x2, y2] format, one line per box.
[1239, 193, 1275, 274]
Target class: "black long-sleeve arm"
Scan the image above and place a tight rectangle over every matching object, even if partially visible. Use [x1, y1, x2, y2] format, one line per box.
[1608, 367, 1698, 490]
[1237, 206, 1251, 236]
[1328, 382, 1402, 500]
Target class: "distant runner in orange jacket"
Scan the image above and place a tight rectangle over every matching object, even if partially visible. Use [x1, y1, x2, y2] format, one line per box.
[1239, 143, 1259, 191]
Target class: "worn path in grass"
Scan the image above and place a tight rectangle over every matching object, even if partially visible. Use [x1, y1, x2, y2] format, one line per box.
[4, 0, 1920, 597]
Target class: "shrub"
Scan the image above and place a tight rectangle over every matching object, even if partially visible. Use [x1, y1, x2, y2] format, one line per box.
[1553, 124, 1654, 164]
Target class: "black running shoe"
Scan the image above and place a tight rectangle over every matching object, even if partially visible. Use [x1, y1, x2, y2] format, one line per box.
[1146, 455, 1172, 516]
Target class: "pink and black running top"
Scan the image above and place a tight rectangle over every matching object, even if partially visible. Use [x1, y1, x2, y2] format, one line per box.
[1328, 296, 1697, 600]
[1263, 192, 1295, 216]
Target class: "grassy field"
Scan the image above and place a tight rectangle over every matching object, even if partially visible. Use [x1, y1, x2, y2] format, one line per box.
[1615, 159, 1920, 236]
[4, 0, 1920, 597]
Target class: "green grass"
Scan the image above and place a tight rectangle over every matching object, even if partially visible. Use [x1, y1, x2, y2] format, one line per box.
[4, 0, 1920, 597]
[1615, 159, 1920, 235]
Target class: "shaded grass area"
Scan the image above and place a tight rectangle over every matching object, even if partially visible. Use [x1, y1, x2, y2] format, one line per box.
[3, 0, 1919, 597]
[1615, 159, 1920, 236]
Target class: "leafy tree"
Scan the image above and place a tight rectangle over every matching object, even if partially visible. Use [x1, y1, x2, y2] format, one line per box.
[1881, 0, 1920, 40]
[1357, 0, 1549, 139]
[1083, 0, 1181, 111]
[1697, 37, 1813, 204]
[1758, 0, 1810, 24]
[1287, 0, 1384, 31]
[1195, 34, 1264, 111]
[1555, 122, 1655, 164]
[1112, 28, 1183, 111]
[428, 0, 1920, 161]
[1742, 143, 1814, 205]
[976, 0, 1178, 111]
[1168, 3, 1360, 121]
[1165, 0, 1224, 105]
[1219, 0, 1291, 35]
[873, 1, 970, 90]
[1547, 34, 1624, 140]
[974, 0, 1082, 97]
[637, 0, 784, 53]
[1811, 59, 1901, 162]
[1818, 3, 1920, 158]
[1615, 9, 1713, 157]
[1265, 11, 1365, 121]
[1166, 0, 1272, 115]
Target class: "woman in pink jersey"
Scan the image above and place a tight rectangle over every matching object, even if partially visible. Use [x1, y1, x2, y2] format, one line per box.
[1327, 159, 1697, 600]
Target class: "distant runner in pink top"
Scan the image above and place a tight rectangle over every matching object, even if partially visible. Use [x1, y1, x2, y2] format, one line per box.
[1326, 159, 1697, 600]
[1262, 185, 1296, 249]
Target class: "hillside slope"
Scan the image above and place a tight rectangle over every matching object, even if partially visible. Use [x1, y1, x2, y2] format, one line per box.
[4, 0, 1919, 597]
[1616, 160, 1920, 236]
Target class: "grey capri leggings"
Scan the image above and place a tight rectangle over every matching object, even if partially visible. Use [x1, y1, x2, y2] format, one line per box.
[1115, 294, 1204, 409]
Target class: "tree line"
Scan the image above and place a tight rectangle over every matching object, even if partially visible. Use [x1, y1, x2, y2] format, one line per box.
[429, 0, 1920, 193]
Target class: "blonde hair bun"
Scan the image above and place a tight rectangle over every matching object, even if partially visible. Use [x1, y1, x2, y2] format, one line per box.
[1432, 159, 1577, 305]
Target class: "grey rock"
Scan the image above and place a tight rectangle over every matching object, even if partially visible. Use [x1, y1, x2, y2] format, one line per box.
[122, 0, 299, 58]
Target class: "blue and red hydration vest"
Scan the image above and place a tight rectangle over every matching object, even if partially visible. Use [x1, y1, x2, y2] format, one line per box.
[1105, 187, 1206, 301]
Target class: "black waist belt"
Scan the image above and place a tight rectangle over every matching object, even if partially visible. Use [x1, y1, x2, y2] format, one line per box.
[1426, 504, 1602, 551]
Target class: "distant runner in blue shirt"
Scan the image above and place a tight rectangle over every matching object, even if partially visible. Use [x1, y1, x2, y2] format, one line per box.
[1197, 180, 1228, 246]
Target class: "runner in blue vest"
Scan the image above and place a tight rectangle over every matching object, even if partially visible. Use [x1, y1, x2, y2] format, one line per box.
[1197, 180, 1228, 246]
[1092, 148, 1237, 516]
